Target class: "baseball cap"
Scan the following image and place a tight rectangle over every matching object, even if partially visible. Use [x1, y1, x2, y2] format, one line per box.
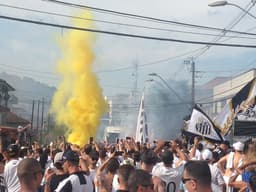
[233, 141, 244, 152]
[54, 152, 64, 164]
[63, 150, 79, 164]
[202, 149, 213, 161]
[7, 144, 19, 157]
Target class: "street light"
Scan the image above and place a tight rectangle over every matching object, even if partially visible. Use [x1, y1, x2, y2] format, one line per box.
[148, 73, 191, 108]
[146, 79, 154, 82]
[208, 0, 228, 7]
[208, 1, 256, 20]
[146, 78, 166, 89]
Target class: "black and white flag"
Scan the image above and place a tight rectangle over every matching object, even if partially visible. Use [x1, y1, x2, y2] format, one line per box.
[236, 106, 256, 121]
[214, 78, 256, 136]
[186, 105, 223, 142]
[135, 93, 149, 143]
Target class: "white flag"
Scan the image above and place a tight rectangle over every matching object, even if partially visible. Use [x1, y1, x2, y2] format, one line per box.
[135, 93, 149, 143]
[187, 105, 223, 142]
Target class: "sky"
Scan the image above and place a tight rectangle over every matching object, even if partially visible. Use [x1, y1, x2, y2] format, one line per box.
[1, 0, 256, 98]
[1, 0, 256, 139]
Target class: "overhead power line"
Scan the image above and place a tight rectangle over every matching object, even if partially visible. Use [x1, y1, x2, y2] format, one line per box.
[0, 63, 56, 76]
[1, 15, 256, 48]
[193, 2, 255, 59]
[196, 80, 250, 103]
[43, 0, 256, 37]
[1, 3, 256, 40]
[107, 79, 255, 107]
[220, 25, 256, 44]
[0, 65, 59, 81]
[198, 96, 232, 105]
[95, 47, 204, 73]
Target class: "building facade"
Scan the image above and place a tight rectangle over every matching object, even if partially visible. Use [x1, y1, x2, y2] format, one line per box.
[213, 69, 256, 114]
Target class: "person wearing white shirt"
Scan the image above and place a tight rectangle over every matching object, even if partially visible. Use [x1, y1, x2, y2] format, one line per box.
[152, 140, 188, 192]
[4, 144, 21, 192]
[201, 148, 225, 192]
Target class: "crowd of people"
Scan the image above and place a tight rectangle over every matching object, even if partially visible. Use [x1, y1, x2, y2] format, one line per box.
[0, 135, 256, 192]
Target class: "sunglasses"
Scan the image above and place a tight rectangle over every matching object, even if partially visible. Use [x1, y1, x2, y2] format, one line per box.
[182, 177, 197, 184]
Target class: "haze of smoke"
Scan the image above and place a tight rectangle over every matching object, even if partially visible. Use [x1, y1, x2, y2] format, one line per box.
[51, 11, 107, 146]
[147, 79, 191, 140]
[116, 94, 140, 138]
[115, 80, 190, 141]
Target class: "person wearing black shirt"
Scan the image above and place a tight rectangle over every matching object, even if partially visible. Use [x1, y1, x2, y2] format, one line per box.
[44, 152, 68, 192]
[54, 150, 93, 192]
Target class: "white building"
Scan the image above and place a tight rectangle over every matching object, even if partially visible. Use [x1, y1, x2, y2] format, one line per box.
[213, 69, 256, 114]
[197, 69, 256, 118]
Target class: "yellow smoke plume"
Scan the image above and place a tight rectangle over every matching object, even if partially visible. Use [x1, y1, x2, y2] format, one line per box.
[51, 11, 107, 146]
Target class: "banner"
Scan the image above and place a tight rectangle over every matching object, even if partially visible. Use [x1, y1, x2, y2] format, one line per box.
[214, 78, 256, 135]
[237, 106, 256, 121]
[186, 105, 223, 142]
[135, 93, 149, 143]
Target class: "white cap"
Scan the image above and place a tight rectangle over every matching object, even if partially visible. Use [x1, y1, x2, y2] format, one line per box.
[202, 149, 213, 161]
[54, 152, 64, 164]
[233, 142, 244, 151]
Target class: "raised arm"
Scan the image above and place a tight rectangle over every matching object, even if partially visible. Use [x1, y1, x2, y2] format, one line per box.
[153, 140, 165, 155]
[171, 140, 188, 162]
[189, 137, 199, 160]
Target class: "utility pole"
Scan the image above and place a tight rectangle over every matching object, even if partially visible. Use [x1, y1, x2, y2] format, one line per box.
[184, 58, 196, 110]
[47, 113, 50, 132]
[36, 100, 40, 141]
[31, 100, 35, 130]
[191, 59, 195, 108]
[30, 100, 35, 145]
[40, 97, 45, 143]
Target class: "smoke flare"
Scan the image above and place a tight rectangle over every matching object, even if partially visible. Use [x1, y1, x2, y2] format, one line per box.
[51, 11, 107, 146]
